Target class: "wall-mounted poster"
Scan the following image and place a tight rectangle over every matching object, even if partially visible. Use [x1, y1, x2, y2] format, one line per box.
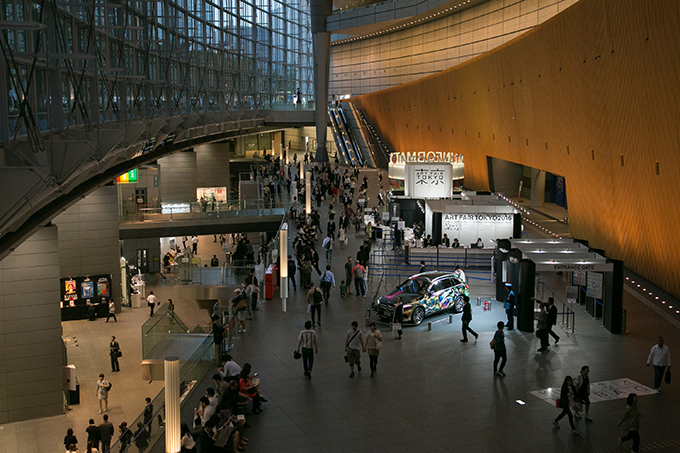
[587, 272, 603, 299]
[81, 280, 94, 299]
[573, 271, 587, 286]
[97, 277, 110, 298]
[65, 280, 76, 295]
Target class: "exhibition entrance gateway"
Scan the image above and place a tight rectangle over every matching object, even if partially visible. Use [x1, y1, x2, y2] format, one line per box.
[496, 238, 624, 334]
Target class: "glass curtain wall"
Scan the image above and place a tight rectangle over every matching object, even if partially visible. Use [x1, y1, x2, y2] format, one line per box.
[0, 0, 313, 141]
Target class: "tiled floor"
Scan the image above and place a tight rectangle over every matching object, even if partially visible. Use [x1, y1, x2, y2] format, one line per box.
[2, 168, 679, 453]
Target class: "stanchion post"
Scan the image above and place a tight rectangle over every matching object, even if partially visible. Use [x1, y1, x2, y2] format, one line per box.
[165, 356, 181, 453]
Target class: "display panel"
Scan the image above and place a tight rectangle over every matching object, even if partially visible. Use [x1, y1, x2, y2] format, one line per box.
[116, 169, 138, 184]
[60, 274, 112, 305]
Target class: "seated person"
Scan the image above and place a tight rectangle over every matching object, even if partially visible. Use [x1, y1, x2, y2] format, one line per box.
[238, 364, 266, 415]
[423, 234, 432, 248]
[212, 405, 248, 453]
[452, 238, 460, 248]
[441, 234, 450, 248]
[218, 354, 242, 382]
[221, 379, 250, 413]
[476, 238, 484, 248]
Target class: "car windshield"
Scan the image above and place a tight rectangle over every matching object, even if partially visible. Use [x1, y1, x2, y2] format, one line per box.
[397, 278, 427, 293]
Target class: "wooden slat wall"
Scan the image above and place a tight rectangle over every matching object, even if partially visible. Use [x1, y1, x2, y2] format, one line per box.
[352, 0, 680, 298]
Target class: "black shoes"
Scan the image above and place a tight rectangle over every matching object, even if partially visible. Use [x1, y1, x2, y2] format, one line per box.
[460, 339, 468, 343]
[357, 365, 361, 372]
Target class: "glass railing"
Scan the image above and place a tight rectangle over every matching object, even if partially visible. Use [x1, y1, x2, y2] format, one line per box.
[142, 304, 200, 358]
[120, 199, 288, 223]
[107, 334, 215, 453]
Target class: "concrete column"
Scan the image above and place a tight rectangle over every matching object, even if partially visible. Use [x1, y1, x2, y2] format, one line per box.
[311, 0, 332, 162]
[531, 168, 546, 207]
[164, 356, 181, 453]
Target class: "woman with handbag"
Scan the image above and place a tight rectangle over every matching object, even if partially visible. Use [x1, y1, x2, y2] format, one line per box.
[365, 323, 383, 378]
[96, 373, 110, 414]
[553, 375, 580, 435]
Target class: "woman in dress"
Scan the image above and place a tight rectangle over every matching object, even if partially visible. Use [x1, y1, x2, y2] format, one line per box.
[95, 373, 110, 413]
[365, 323, 383, 378]
[553, 375, 580, 435]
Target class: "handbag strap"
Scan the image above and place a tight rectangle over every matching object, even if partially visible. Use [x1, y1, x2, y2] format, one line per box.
[348, 330, 360, 345]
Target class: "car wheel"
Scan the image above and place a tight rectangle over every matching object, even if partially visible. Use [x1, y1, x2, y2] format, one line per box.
[411, 306, 425, 325]
[453, 295, 465, 312]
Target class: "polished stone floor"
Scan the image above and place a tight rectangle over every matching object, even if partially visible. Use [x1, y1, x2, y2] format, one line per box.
[2, 168, 679, 453]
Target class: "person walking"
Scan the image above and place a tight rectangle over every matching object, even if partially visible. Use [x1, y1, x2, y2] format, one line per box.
[320, 265, 336, 306]
[553, 375, 580, 435]
[460, 295, 478, 343]
[574, 365, 592, 421]
[647, 336, 671, 392]
[287, 255, 297, 291]
[307, 283, 323, 327]
[96, 374, 110, 414]
[191, 235, 199, 254]
[352, 260, 366, 297]
[617, 393, 642, 452]
[109, 336, 121, 372]
[546, 297, 560, 344]
[536, 302, 549, 352]
[245, 267, 260, 312]
[345, 321, 365, 378]
[63, 428, 78, 452]
[365, 322, 383, 378]
[147, 291, 158, 317]
[105, 299, 117, 323]
[86, 419, 101, 452]
[491, 321, 507, 377]
[99, 414, 114, 453]
[322, 233, 333, 261]
[504, 283, 515, 330]
[296, 321, 318, 379]
[344, 257, 353, 295]
[393, 297, 404, 339]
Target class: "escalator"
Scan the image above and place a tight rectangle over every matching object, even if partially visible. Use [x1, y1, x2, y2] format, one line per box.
[328, 106, 363, 167]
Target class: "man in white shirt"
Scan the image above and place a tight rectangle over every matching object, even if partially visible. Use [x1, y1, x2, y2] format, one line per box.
[453, 265, 466, 283]
[219, 354, 242, 381]
[297, 321, 318, 380]
[647, 336, 671, 392]
[192, 235, 199, 254]
[147, 291, 158, 317]
[195, 396, 215, 427]
[344, 321, 366, 378]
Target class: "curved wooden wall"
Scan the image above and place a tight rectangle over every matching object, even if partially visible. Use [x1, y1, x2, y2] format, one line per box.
[352, 0, 680, 298]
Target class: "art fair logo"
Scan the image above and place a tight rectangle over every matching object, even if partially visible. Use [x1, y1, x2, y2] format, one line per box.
[415, 168, 446, 185]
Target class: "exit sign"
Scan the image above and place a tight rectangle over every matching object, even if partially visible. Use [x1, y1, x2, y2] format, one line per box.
[116, 169, 138, 184]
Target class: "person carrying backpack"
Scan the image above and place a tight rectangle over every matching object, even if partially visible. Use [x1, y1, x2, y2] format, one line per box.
[308, 284, 323, 327]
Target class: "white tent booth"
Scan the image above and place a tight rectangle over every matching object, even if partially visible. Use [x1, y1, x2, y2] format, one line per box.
[423, 193, 521, 248]
[495, 238, 624, 334]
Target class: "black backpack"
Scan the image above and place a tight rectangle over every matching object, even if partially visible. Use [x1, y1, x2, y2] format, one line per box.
[313, 289, 323, 304]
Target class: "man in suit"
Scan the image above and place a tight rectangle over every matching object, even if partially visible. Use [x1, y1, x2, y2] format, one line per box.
[504, 283, 516, 330]
[460, 296, 478, 343]
[86, 419, 101, 451]
[546, 297, 560, 345]
[99, 414, 114, 453]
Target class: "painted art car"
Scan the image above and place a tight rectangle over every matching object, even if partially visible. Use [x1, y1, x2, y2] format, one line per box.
[374, 271, 470, 325]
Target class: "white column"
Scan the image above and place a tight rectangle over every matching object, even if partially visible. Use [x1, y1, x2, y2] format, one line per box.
[280, 225, 288, 312]
[164, 356, 181, 453]
[305, 170, 312, 215]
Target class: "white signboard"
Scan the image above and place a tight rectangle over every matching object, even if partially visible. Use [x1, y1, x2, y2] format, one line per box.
[404, 163, 453, 198]
[442, 213, 514, 247]
[530, 378, 655, 406]
[534, 262, 613, 272]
